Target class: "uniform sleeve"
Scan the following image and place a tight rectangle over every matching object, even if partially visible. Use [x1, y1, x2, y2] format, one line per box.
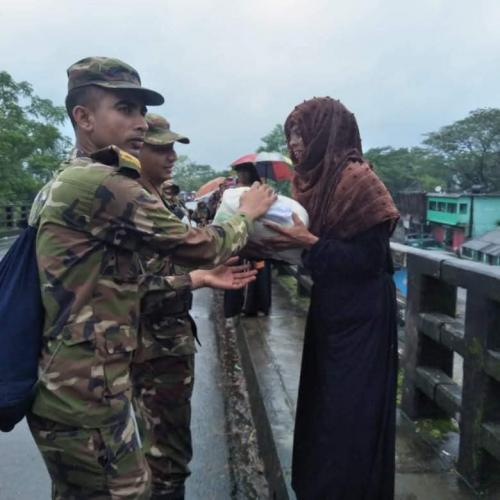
[90, 174, 252, 269]
[140, 272, 192, 294]
[302, 224, 389, 286]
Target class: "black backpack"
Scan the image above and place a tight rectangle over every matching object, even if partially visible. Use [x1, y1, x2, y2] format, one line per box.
[0, 226, 44, 431]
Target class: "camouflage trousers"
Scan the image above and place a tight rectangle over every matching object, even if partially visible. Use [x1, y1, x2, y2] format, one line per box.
[132, 354, 195, 500]
[27, 411, 150, 500]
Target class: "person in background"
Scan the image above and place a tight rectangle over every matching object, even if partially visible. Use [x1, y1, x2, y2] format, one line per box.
[192, 200, 210, 226]
[135, 113, 257, 499]
[224, 162, 272, 318]
[162, 181, 188, 221]
[207, 183, 223, 220]
[234, 162, 261, 187]
[265, 97, 400, 500]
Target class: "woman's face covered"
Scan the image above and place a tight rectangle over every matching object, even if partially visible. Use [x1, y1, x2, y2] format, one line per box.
[287, 123, 305, 165]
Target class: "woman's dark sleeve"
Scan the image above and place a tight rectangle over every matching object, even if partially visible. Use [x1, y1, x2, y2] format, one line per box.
[302, 223, 390, 286]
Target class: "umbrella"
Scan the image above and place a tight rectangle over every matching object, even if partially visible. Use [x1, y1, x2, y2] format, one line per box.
[194, 177, 226, 200]
[231, 152, 293, 181]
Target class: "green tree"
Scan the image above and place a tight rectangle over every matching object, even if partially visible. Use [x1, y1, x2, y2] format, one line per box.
[172, 155, 218, 192]
[365, 146, 447, 194]
[256, 124, 292, 195]
[423, 108, 500, 191]
[257, 124, 288, 155]
[0, 71, 69, 201]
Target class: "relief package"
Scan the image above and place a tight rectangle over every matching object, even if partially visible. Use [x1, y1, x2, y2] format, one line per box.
[213, 187, 310, 265]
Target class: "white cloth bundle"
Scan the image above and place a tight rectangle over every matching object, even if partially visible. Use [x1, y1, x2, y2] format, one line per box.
[213, 187, 310, 265]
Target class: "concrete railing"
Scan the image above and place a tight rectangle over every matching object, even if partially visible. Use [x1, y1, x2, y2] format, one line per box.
[278, 242, 500, 489]
[397, 243, 500, 489]
[0, 202, 31, 235]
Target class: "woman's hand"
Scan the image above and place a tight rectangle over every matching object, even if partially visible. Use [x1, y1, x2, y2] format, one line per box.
[189, 257, 257, 290]
[263, 213, 319, 250]
[239, 240, 273, 260]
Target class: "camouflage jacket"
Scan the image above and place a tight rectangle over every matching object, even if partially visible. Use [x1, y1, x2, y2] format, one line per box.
[31, 146, 251, 428]
[134, 192, 197, 363]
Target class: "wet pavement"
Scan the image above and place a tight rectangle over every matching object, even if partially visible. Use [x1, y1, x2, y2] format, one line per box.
[0, 235, 16, 259]
[185, 287, 232, 500]
[0, 288, 233, 500]
[236, 275, 500, 499]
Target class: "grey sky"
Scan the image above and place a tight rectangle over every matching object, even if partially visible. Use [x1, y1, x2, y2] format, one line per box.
[1, 0, 499, 170]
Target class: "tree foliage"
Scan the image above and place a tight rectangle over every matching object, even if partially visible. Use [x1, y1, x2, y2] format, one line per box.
[423, 108, 500, 191]
[172, 155, 218, 192]
[256, 123, 292, 195]
[257, 124, 288, 155]
[0, 71, 70, 201]
[365, 147, 447, 194]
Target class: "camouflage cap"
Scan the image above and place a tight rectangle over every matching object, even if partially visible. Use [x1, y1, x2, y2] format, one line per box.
[144, 113, 190, 145]
[67, 56, 164, 105]
[162, 180, 181, 194]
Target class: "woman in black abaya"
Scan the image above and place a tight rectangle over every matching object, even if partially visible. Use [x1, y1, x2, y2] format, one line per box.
[265, 97, 400, 500]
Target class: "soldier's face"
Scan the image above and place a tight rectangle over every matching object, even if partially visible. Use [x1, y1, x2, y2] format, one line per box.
[88, 90, 148, 157]
[139, 143, 178, 186]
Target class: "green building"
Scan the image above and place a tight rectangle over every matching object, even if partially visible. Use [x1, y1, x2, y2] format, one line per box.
[426, 194, 500, 251]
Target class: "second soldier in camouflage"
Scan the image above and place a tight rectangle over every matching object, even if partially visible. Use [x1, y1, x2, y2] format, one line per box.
[133, 114, 196, 500]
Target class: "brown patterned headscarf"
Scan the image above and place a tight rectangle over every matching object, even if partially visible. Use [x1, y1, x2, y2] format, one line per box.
[285, 97, 399, 239]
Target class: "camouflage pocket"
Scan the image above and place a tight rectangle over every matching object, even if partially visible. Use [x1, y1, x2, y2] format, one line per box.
[42, 322, 104, 402]
[61, 322, 96, 346]
[151, 322, 196, 357]
[104, 326, 137, 396]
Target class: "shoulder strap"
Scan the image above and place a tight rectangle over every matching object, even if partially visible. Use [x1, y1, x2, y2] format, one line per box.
[90, 145, 141, 179]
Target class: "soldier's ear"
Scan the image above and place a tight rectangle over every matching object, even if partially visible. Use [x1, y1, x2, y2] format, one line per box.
[72, 105, 94, 132]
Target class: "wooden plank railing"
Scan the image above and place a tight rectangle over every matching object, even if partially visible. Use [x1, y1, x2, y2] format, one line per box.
[0, 202, 31, 235]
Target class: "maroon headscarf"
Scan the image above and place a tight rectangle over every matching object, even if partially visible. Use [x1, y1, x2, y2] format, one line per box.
[285, 97, 399, 238]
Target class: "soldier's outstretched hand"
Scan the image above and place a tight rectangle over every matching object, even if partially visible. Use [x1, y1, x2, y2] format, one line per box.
[190, 257, 257, 290]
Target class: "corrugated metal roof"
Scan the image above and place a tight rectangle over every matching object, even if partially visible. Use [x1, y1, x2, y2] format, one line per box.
[426, 193, 500, 199]
[486, 246, 500, 257]
[462, 240, 493, 251]
[479, 228, 500, 245]
[463, 228, 500, 249]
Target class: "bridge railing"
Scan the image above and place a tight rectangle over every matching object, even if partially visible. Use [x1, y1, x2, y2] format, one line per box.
[277, 243, 500, 489]
[0, 202, 31, 236]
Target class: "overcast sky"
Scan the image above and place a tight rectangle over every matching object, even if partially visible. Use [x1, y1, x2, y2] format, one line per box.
[1, 0, 499, 169]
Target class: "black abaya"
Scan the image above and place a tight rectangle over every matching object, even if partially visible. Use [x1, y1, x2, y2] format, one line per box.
[292, 223, 397, 500]
[223, 260, 272, 318]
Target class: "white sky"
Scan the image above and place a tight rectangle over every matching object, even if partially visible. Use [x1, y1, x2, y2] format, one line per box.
[1, 0, 499, 169]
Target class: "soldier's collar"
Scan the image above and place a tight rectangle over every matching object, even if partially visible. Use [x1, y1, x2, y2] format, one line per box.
[90, 145, 142, 178]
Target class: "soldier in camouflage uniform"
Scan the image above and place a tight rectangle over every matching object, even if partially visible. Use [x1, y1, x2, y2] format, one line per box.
[27, 57, 276, 500]
[162, 181, 187, 221]
[132, 113, 208, 499]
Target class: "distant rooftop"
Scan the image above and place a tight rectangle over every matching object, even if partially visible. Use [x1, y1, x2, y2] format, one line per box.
[462, 227, 500, 256]
[427, 192, 500, 199]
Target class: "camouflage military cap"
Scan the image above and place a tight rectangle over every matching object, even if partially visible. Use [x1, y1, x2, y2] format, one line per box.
[144, 113, 190, 146]
[162, 180, 181, 194]
[67, 56, 164, 106]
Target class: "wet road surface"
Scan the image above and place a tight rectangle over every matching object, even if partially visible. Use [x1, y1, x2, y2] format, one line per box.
[0, 287, 232, 499]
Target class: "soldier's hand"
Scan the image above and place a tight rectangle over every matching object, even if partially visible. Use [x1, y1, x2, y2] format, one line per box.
[190, 257, 257, 290]
[238, 183, 277, 221]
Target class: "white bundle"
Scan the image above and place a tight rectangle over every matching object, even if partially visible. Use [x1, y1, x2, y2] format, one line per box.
[213, 187, 310, 265]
